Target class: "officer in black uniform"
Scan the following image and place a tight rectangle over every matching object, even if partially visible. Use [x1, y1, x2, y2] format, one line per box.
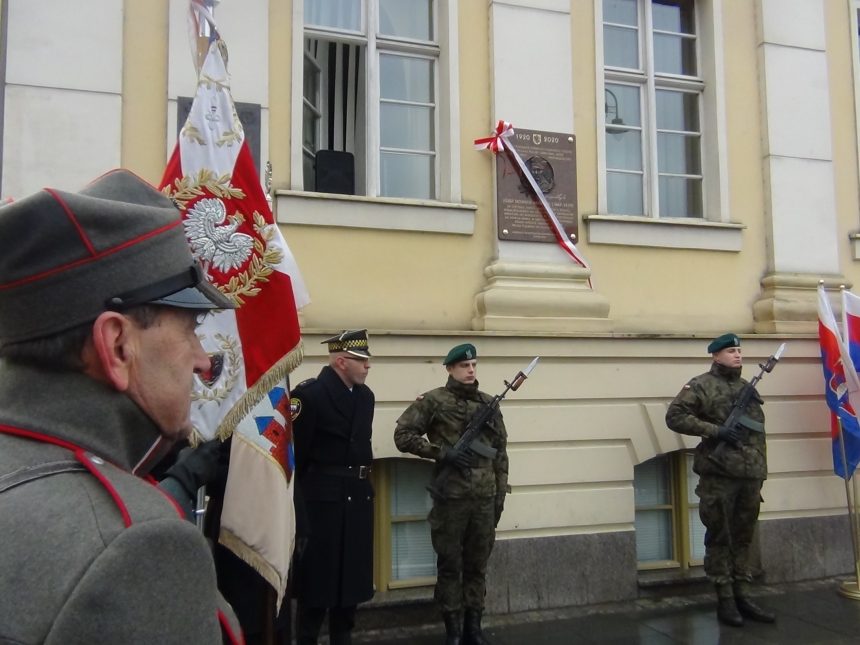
[291, 330, 375, 645]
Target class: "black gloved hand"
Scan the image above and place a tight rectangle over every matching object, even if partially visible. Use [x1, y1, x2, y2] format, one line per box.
[163, 438, 229, 498]
[716, 425, 742, 446]
[494, 493, 506, 527]
[438, 445, 477, 470]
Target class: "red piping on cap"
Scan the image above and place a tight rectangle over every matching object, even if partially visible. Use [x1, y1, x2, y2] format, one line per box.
[0, 215, 182, 290]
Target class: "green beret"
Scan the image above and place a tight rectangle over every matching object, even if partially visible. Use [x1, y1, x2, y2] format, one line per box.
[443, 343, 477, 366]
[708, 333, 741, 354]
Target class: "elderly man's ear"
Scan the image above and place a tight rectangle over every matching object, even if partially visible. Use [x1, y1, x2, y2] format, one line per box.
[82, 311, 138, 391]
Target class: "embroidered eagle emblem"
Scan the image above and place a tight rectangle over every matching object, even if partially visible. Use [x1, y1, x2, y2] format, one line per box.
[184, 197, 254, 272]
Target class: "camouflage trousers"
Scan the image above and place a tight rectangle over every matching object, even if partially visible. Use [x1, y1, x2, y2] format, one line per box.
[428, 497, 496, 612]
[696, 475, 763, 587]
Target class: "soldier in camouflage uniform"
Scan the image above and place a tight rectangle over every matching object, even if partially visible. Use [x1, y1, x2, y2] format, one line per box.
[394, 343, 509, 645]
[665, 333, 776, 628]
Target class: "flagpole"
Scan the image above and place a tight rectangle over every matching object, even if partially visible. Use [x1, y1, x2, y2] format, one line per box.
[837, 418, 860, 599]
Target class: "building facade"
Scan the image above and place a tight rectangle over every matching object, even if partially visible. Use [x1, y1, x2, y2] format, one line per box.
[2, 0, 859, 614]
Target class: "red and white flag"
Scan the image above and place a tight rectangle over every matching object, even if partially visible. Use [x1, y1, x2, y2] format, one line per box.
[160, 2, 307, 607]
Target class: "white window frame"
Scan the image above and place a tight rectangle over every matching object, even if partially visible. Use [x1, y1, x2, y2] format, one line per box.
[283, 0, 470, 235]
[849, 0, 860, 259]
[587, 0, 741, 252]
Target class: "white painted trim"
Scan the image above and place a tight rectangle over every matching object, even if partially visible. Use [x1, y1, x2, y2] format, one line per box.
[595, 0, 608, 214]
[850, 0, 860, 244]
[290, 0, 305, 190]
[274, 190, 476, 234]
[439, 0, 461, 202]
[583, 214, 744, 251]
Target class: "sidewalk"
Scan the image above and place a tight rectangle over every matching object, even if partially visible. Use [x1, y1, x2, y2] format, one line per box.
[353, 577, 860, 644]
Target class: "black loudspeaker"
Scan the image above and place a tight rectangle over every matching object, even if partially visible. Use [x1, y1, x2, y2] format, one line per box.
[315, 150, 355, 195]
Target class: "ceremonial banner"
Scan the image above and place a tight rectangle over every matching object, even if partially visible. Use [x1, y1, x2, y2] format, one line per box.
[160, 2, 307, 606]
[817, 286, 860, 479]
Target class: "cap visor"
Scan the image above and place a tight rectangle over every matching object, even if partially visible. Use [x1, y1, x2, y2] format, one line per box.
[346, 349, 371, 358]
[150, 280, 235, 310]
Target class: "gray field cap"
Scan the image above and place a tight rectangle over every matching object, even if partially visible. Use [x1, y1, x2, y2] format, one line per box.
[0, 169, 234, 346]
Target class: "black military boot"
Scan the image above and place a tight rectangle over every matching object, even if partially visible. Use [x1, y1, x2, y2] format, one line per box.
[735, 596, 776, 623]
[463, 608, 491, 645]
[442, 611, 462, 645]
[715, 585, 743, 627]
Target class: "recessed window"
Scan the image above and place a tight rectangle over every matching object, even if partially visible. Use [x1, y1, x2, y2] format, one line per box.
[634, 452, 705, 569]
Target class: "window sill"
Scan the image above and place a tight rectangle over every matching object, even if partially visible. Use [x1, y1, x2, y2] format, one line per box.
[583, 214, 745, 252]
[274, 190, 477, 235]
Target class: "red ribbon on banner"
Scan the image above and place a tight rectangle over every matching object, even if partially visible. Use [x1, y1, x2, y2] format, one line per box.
[474, 120, 592, 285]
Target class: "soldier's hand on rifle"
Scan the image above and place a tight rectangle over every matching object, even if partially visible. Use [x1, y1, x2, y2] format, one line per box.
[716, 425, 742, 446]
[438, 445, 477, 469]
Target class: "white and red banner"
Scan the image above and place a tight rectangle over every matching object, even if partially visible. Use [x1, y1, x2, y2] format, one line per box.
[474, 120, 592, 285]
[160, 2, 307, 607]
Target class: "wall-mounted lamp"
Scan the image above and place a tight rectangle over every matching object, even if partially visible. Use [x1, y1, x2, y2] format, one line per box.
[604, 88, 626, 133]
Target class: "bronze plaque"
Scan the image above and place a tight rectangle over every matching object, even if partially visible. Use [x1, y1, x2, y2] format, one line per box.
[495, 129, 577, 243]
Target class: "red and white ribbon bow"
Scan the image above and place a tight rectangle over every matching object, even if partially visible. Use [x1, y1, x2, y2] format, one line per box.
[474, 120, 514, 154]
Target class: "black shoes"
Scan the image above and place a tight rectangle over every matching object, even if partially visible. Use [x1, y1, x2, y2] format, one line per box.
[736, 596, 776, 623]
[717, 597, 744, 627]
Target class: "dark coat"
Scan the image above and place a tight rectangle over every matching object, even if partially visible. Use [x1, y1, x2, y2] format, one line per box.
[0, 361, 241, 644]
[291, 365, 375, 608]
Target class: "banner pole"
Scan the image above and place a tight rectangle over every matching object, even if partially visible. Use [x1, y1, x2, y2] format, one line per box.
[837, 419, 860, 599]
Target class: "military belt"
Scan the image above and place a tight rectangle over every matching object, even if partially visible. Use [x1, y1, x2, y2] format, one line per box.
[308, 463, 372, 479]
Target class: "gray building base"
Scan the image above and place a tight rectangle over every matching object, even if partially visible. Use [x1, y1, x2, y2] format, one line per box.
[484, 531, 639, 614]
[482, 515, 854, 615]
[758, 514, 854, 583]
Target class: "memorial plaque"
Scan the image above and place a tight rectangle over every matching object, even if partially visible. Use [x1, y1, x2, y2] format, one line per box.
[496, 128, 577, 243]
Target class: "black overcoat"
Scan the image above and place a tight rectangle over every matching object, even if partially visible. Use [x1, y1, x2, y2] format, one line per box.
[291, 365, 375, 608]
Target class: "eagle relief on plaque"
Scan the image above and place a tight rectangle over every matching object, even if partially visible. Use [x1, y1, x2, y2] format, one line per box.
[495, 128, 578, 244]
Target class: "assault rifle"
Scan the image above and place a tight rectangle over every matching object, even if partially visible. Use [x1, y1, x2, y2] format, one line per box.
[427, 357, 539, 500]
[708, 343, 786, 468]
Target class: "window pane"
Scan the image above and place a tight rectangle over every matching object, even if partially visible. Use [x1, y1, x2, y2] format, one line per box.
[607, 172, 644, 215]
[381, 152, 434, 199]
[381, 104, 433, 150]
[658, 176, 702, 218]
[379, 0, 433, 41]
[688, 509, 706, 561]
[381, 55, 433, 102]
[391, 460, 434, 517]
[304, 0, 361, 31]
[606, 130, 643, 172]
[302, 105, 318, 149]
[657, 133, 701, 174]
[635, 509, 673, 561]
[604, 25, 639, 69]
[604, 0, 638, 26]
[605, 84, 641, 127]
[390, 460, 436, 582]
[634, 456, 671, 506]
[654, 33, 696, 75]
[392, 520, 436, 580]
[652, 0, 695, 34]
[656, 90, 699, 132]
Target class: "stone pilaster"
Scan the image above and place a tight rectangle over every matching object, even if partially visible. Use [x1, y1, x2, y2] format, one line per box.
[751, 0, 846, 332]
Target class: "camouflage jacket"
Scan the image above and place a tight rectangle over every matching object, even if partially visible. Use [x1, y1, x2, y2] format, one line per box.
[665, 362, 767, 480]
[394, 376, 509, 499]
